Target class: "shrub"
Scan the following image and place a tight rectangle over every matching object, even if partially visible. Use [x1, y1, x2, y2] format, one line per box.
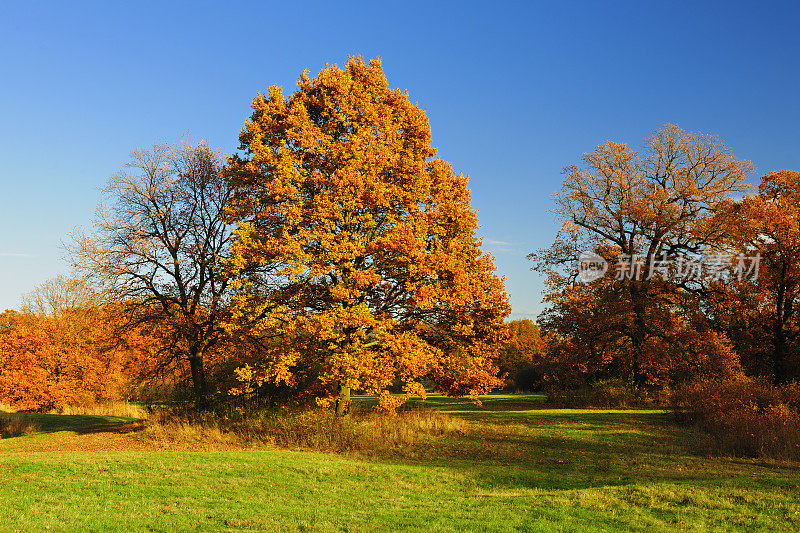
[673, 377, 800, 460]
[513, 365, 543, 392]
[0, 414, 37, 438]
[56, 401, 150, 419]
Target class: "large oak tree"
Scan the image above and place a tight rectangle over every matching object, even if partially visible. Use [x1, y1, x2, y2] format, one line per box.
[225, 57, 509, 412]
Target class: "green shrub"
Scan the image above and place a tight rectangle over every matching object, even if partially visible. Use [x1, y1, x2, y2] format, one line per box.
[513, 365, 543, 392]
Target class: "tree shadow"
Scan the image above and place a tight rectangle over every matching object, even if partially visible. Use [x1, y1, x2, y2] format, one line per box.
[359, 395, 800, 493]
[2, 412, 144, 435]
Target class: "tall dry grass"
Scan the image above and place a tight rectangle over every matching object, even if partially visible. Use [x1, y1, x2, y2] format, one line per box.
[546, 378, 670, 408]
[673, 378, 800, 460]
[0, 413, 37, 438]
[55, 401, 150, 419]
[144, 404, 464, 456]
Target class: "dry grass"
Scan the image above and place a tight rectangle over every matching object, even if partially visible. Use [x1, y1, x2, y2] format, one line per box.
[673, 377, 800, 460]
[143, 404, 465, 456]
[0, 413, 38, 438]
[55, 401, 150, 419]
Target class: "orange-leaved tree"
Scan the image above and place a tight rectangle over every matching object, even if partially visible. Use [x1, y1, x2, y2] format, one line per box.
[734, 170, 800, 382]
[497, 319, 547, 389]
[0, 278, 126, 411]
[225, 57, 509, 413]
[532, 125, 752, 388]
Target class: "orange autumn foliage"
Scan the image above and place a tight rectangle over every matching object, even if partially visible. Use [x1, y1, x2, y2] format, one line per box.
[532, 125, 752, 388]
[728, 170, 800, 382]
[225, 57, 509, 412]
[0, 301, 126, 412]
[497, 319, 547, 387]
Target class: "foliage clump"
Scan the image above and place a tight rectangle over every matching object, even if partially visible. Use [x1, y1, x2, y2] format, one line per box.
[673, 377, 800, 460]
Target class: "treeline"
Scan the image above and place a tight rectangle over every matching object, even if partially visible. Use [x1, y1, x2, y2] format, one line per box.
[3, 57, 798, 456]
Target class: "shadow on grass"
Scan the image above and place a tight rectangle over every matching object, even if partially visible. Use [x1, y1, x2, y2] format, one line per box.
[1, 412, 143, 436]
[352, 393, 788, 492]
[5, 393, 798, 495]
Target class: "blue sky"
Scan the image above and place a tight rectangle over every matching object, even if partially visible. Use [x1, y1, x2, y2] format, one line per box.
[1, 1, 798, 317]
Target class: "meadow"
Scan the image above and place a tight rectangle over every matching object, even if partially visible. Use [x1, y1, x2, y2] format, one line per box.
[1, 395, 799, 532]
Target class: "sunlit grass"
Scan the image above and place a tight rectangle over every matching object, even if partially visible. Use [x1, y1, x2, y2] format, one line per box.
[0, 393, 798, 531]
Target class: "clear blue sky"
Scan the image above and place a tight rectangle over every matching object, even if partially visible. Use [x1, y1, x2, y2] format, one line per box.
[1, 1, 798, 317]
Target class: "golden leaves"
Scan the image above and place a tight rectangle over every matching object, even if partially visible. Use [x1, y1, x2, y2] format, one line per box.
[225, 57, 510, 410]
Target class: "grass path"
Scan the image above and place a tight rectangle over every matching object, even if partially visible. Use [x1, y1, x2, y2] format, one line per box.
[1, 396, 799, 531]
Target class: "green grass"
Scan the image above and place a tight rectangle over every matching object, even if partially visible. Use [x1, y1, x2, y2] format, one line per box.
[1, 395, 799, 531]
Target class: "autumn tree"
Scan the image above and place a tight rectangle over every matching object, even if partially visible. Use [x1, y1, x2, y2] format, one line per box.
[728, 170, 800, 382]
[532, 125, 752, 387]
[21, 275, 101, 318]
[72, 141, 233, 407]
[0, 278, 125, 411]
[497, 319, 546, 389]
[0, 310, 19, 334]
[225, 57, 509, 413]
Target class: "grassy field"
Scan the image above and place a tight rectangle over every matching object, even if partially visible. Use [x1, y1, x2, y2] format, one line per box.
[1, 395, 799, 532]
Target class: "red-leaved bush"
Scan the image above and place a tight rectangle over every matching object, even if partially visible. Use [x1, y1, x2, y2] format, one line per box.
[673, 377, 800, 460]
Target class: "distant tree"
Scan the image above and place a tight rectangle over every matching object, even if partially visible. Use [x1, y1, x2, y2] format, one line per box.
[497, 319, 546, 388]
[532, 125, 753, 387]
[21, 275, 100, 318]
[0, 278, 125, 411]
[71, 141, 233, 407]
[731, 170, 800, 382]
[225, 57, 509, 413]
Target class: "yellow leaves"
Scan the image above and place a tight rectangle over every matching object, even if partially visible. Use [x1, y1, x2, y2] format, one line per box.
[377, 391, 405, 414]
[229, 364, 257, 396]
[224, 56, 510, 411]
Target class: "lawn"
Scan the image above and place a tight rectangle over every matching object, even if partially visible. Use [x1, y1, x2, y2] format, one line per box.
[1, 395, 799, 532]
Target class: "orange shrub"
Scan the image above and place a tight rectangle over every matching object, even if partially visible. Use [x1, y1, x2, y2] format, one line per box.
[673, 377, 800, 460]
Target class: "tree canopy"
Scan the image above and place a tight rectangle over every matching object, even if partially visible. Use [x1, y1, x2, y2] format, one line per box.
[225, 57, 509, 412]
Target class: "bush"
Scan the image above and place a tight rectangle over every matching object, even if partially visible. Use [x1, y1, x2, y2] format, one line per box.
[673, 377, 800, 460]
[513, 365, 543, 392]
[0, 414, 37, 438]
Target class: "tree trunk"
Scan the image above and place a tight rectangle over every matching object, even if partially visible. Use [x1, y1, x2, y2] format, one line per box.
[335, 382, 350, 416]
[774, 265, 789, 384]
[189, 350, 208, 409]
[630, 285, 647, 389]
[774, 313, 789, 384]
